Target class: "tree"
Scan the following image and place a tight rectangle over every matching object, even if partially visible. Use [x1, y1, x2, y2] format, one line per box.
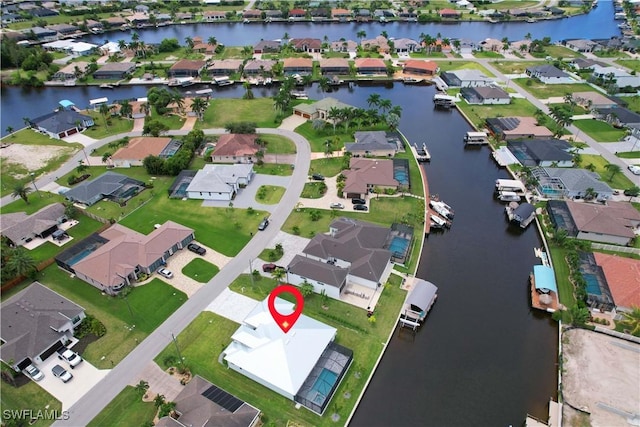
[4, 247, 36, 278]
[318, 76, 330, 97]
[603, 163, 621, 181]
[6, 126, 14, 136]
[584, 187, 597, 200]
[143, 120, 169, 137]
[190, 97, 208, 120]
[618, 307, 640, 336]
[99, 103, 112, 128]
[563, 92, 576, 115]
[119, 99, 132, 118]
[11, 182, 32, 204]
[243, 81, 254, 99]
[76, 160, 87, 174]
[207, 36, 217, 46]
[271, 267, 286, 283]
[378, 98, 392, 115]
[533, 108, 546, 126]
[367, 94, 380, 110]
[135, 380, 149, 396]
[154, 394, 166, 408]
[327, 106, 341, 133]
[357, 30, 366, 42]
[300, 281, 314, 298]
[184, 36, 194, 49]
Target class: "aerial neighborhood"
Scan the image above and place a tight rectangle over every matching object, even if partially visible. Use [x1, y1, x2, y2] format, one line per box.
[0, 0, 639, 427]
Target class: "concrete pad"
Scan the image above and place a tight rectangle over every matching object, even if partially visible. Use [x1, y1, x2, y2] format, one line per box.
[130, 362, 183, 401]
[201, 173, 291, 213]
[278, 114, 306, 131]
[63, 133, 98, 147]
[251, 230, 311, 276]
[205, 288, 259, 323]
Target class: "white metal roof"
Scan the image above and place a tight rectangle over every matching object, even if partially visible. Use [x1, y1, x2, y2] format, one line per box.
[89, 97, 108, 105]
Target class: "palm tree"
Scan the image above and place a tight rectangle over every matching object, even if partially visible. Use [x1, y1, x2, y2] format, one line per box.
[6, 126, 14, 136]
[603, 163, 621, 181]
[184, 36, 194, 49]
[271, 267, 286, 283]
[367, 93, 381, 110]
[618, 307, 640, 335]
[327, 106, 341, 133]
[318, 77, 330, 98]
[378, 98, 392, 115]
[243, 81, 254, 99]
[4, 247, 36, 278]
[99, 103, 111, 128]
[101, 152, 112, 164]
[120, 100, 132, 118]
[11, 182, 32, 204]
[564, 93, 576, 115]
[525, 32, 532, 41]
[357, 30, 366, 42]
[389, 105, 402, 119]
[533, 108, 546, 125]
[170, 90, 184, 114]
[140, 102, 150, 117]
[23, 117, 31, 127]
[117, 39, 127, 51]
[207, 36, 217, 46]
[191, 97, 208, 120]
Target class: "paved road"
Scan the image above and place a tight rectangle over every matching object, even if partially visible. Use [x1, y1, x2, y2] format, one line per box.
[51, 127, 310, 426]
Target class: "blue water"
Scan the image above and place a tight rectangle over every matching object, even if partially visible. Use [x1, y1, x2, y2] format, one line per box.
[175, 182, 189, 197]
[389, 236, 409, 254]
[66, 248, 95, 266]
[394, 169, 409, 186]
[584, 273, 602, 296]
[311, 368, 338, 403]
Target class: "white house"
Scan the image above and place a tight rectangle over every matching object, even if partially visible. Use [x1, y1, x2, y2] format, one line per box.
[287, 255, 348, 300]
[186, 164, 253, 200]
[526, 65, 575, 84]
[591, 64, 640, 88]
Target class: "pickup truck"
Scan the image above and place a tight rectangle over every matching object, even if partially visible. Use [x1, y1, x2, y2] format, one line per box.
[57, 347, 83, 368]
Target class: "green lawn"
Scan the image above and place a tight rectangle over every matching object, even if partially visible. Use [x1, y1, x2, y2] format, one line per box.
[87, 386, 156, 427]
[473, 51, 504, 59]
[548, 246, 576, 309]
[492, 61, 543, 74]
[433, 60, 495, 76]
[512, 79, 597, 99]
[456, 97, 540, 130]
[295, 121, 389, 152]
[542, 45, 584, 59]
[580, 154, 634, 189]
[258, 246, 284, 262]
[155, 273, 406, 427]
[84, 113, 134, 139]
[182, 258, 219, 283]
[617, 151, 640, 159]
[614, 59, 640, 73]
[255, 185, 285, 205]
[573, 119, 626, 143]
[261, 134, 296, 154]
[146, 111, 185, 131]
[621, 95, 640, 114]
[253, 163, 294, 176]
[309, 157, 347, 177]
[28, 216, 104, 264]
[0, 192, 67, 215]
[491, 0, 537, 9]
[301, 182, 327, 199]
[196, 98, 280, 129]
[0, 380, 62, 427]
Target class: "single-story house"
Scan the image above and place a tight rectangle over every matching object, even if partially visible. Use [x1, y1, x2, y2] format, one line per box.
[42, 40, 96, 56]
[394, 38, 421, 53]
[535, 167, 614, 201]
[175, 12, 193, 21]
[573, 91, 618, 109]
[344, 131, 397, 157]
[155, 376, 261, 427]
[355, 58, 387, 75]
[209, 134, 260, 163]
[202, 10, 226, 21]
[186, 164, 254, 201]
[403, 60, 438, 76]
[253, 40, 280, 54]
[0, 282, 85, 371]
[591, 64, 640, 88]
[45, 23, 78, 35]
[29, 109, 94, 139]
[93, 62, 136, 79]
[0, 203, 66, 247]
[547, 200, 640, 245]
[111, 137, 181, 167]
[264, 9, 283, 19]
[478, 38, 503, 52]
[310, 8, 330, 19]
[104, 16, 127, 28]
[243, 9, 262, 19]
[208, 59, 243, 76]
[57, 221, 194, 294]
[486, 116, 554, 140]
[526, 65, 575, 84]
[192, 41, 216, 54]
[127, 13, 149, 26]
[595, 106, 640, 128]
[319, 58, 350, 75]
[398, 9, 418, 20]
[282, 58, 313, 75]
[565, 39, 600, 52]
[52, 61, 89, 80]
[450, 38, 476, 55]
[292, 97, 354, 121]
[330, 39, 357, 53]
[569, 58, 606, 70]
[342, 158, 399, 198]
[360, 36, 390, 54]
[134, 4, 149, 13]
[331, 8, 352, 20]
[287, 255, 349, 300]
[63, 171, 145, 206]
[439, 69, 494, 88]
[592, 253, 640, 312]
[169, 60, 207, 78]
[440, 8, 462, 18]
[27, 27, 57, 40]
[223, 297, 352, 415]
[290, 38, 322, 52]
[461, 86, 511, 105]
[506, 139, 574, 167]
[243, 59, 277, 75]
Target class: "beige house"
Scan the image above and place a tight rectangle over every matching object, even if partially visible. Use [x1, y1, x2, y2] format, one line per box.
[53, 61, 89, 80]
[292, 97, 355, 121]
[111, 136, 180, 167]
[210, 134, 260, 163]
[342, 158, 399, 198]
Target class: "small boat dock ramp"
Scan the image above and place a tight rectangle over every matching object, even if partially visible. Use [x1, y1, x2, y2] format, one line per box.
[399, 279, 438, 332]
[530, 259, 560, 313]
[433, 93, 456, 109]
[410, 143, 431, 162]
[464, 131, 488, 146]
[505, 202, 536, 229]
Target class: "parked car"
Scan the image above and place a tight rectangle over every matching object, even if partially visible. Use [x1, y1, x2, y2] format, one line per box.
[258, 218, 269, 231]
[51, 364, 73, 383]
[624, 187, 640, 197]
[311, 173, 325, 181]
[353, 204, 369, 211]
[57, 348, 83, 368]
[24, 364, 44, 381]
[187, 243, 206, 255]
[351, 198, 366, 205]
[157, 268, 173, 279]
[628, 165, 640, 175]
[262, 263, 277, 272]
[330, 202, 345, 209]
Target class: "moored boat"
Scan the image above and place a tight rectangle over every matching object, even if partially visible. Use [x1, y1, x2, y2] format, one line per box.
[399, 279, 438, 331]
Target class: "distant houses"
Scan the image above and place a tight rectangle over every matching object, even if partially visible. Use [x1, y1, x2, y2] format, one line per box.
[461, 86, 510, 105]
[292, 97, 354, 121]
[526, 65, 574, 84]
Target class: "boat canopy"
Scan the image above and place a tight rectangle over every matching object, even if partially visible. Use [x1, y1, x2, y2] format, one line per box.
[59, 99, 75, 109]
[533, 265, 557, 293]
[89, 97, 109, 106]
[495, 179, 526, 193]
[406, 279, 438, 313]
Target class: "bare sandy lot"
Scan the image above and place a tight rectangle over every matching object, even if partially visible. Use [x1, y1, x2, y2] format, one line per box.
[562, 328, 640, 427]
[0, 144, 75, 177]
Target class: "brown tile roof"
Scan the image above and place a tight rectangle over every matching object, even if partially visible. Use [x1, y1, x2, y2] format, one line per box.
[212, 134, 260, 156]
[112, 137, 172, 161]
[170, 59, 206, 71]
[193, 42, 215, 53]
[332, 8, 351, 16]
[566, 200, 640, 238]
[319, 58, 350, 68]
[354, 58, 386, 69]
[282, 57, 313, 68]
[290, 38, 322, 50]
[503, 116, 553, 138]
[203, 10, 226, 17]
[208, 59, 243, 71]
[594, 253, 640, 309]
[342, 158, 398, 194]
[403, 60, 438, 72]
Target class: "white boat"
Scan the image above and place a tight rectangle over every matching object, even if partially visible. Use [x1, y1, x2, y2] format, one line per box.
[430, 200, 454, 220]
[213, 76, 234, 86]
[290, 91, 308, 99]
[99, 84, 114, 89]
[498, 191, 521, 202]
[403, 77, 422, 84]
[430, 214, 450, 229]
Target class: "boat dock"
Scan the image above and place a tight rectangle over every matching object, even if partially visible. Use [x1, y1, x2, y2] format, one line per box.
[530, 264, 560, 313]
[398, 278, 438, 332]
[410, 143, 430, 162]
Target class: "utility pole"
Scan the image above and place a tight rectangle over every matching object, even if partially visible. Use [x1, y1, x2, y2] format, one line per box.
[172, 333, 184, 365]
[249, 258, 254, 286]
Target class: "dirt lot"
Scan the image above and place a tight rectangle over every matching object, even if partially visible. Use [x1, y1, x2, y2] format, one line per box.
[562, 328, 640, 426]
[0, 144, 74, 176]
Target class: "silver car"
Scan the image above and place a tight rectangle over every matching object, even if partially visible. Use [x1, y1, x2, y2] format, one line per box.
[51, 364, 73, 383]
[157, 268, 173, 279]
[25, 364, 44, 381]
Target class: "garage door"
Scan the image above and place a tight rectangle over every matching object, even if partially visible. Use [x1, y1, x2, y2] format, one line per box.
[39, 341, 63, 361]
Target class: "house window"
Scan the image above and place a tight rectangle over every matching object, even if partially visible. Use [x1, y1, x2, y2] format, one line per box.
[71, 315, 82, 324]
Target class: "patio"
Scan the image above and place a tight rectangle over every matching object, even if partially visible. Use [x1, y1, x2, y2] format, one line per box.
[22, 219, 79, 250]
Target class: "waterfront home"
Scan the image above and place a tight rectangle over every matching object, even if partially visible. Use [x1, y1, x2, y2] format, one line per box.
[103, 16, 127, 28]
[243, 59, 277, 76]
[0, 282, 85, 371]
[192, 40, 216, 54]
[289, 38, 322, 53]
[186, 164, 254, 201]
[29, 109, 94, 139]
[478, 37, 504, 52]
[440, 8, 462, 19]
[282, 58, 313, 75]
[208, 59, 243, 76]
[26, 26, 57, 41]
[45, 23, 78, 35]
[374, 9, 396, 18]
[461, 86, 511, 105]
[393, 38, 421, 54]
[569, 58, 606, 70]
[64, 171, 145, 207]
[534, 168, 614, 201]
[209, 134, 260, 163]
[310, 8, 330, 20]
[592, 253, 640, 313]
[439, 69, 494, 88]
[155, 376, 261, 427]
[53, 61, 89, 80]
[573, 91, 617, 109]
[331, 39, 357, 53]
[223, 297, 352, 415]
[0, 203, 66, 247]
[175, 12, 193, 21]
[242, 9, 262, 20]
[127, 13, 149, 26]
[595, 106, 640, 128]
[134, 4, 149, 13]
[398, 9, 418, 20]
[292, 97, 354, 121]
[111, 137, 181, 167]
[486, 116, 554, 140]
[547, 200, 640, 246]
[319, 58, 350, 75]
[355, 58, 387, 75]
[507, 139, 574, 167]
[342, 158, 399, 198]
[56, 221, 195, 294]
[591, 64, 640, 88]
[331, 8, 352, 20]
[253, 39, 281, 54]
[526, 65, 574, 84]
[451, 38, 477, 55]
[403, 60, 438, 76]
[169, 60, 206, 78]
[289, 8, 307, 19]
[264, 9, 283, 19]
[93, 62, 135, 79]
[43, 40, 97, 56]
[565, 39, 600, 53]
[344, 131, 398, 157]
[361, 36, 390, 54]
[202, 10, 226, 21]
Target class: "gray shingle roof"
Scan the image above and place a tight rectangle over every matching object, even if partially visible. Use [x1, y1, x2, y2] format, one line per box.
[0, 203, 65, 244]
[288, 255, 349, 288]
[543, 168, 613, 194]
[64, 171, 142, 206]
[31, 110, 92, 134]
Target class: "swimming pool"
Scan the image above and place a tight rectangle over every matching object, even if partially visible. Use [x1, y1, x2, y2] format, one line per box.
[389, 236, 410, 255]
[584, 273, 602, 296]
[310, 368, 338, 404]
[174, 182, 190, 198]
[66, 247, 96, 266]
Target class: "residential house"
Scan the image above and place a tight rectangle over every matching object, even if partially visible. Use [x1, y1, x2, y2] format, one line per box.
[344, 131, 397, 157]
[175, 12, 193, 21]
[63, 171, 145, 206]
[202, 10, 226, 21]
[569, 58, 606, 70]
[292, 97, 354, 120]
[355, 58, 387, 75]
[526, 65, 574, 84]
[253, 39, 280, 54]
[393, 38, 421, 54]
[29, 109, 94, 139]
[127, 13, 149, 26]
[223, 297, 352, 415]
[440, 8, 462, 19]
[111, 137, 181, 167]
[134, 4, 149, 13]
[591, 64, 640, 88]
[595, 106, 640, 128]
[535, 167, 614, 201]
[398, 9, 418, 20]
[169, 60, 206, 78]
[192, 40, 216, 55]
[374, 9, 396, 18]
[93, 62, 136, 79]
[573, 91, 618, 109]
[403, 60, 438, 76]
[30, 8, 59, 18]
[53, 61, 89, 80]
[243, 59, 277, 75]
[208, 59, 243, 76]
[0, 203, 66, 247]
[155, 376, 261, 427]
[342, 158, 399, 198]
[287, 255, 349, 299]
[186, 164, 254, 201]
[264, 10, 283, 20]
[439, 69, 494, 88]
[27, 27, 57, 41]
[592, 253, 640, 312]
[104, 16, 127, 28]
[461, 86, 511, 105]
[355, 9, 371, 21]
[486, 116, 554, 140]
[319, 58, 350, 75]
[506, 139, 574, 167]
[565, 39, 600, 53]
[289, 8, 307, 19]
[451, 38, 476, 55]
[209, 134, 260, 163]
[45, 23, 78, 36]
[57, 221, 194, 294]
[330, 39, 357, 53]
[282, 58, 313, 75]
[42, 40, 97, 57]
[331, 8, 352, 21]
[547, 200, 640, 245]
[0, 282, 85, 371]
[310, 8, 330, 20]
[289, 38, 322, 53]
[242, 9, 262, 20]
[361, 36, 390, 54]
[478, 38, 503, 52]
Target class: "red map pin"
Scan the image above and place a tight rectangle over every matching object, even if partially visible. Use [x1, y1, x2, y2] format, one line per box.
[267, 284, 304, 334]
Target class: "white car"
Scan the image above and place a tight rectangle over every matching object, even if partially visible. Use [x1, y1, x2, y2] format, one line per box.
[24, 364, 44, 381]
[628, 165, 640, 175]
[330, 202, 345, 209]
[57, 348, 83, 368]
[157, 268, 173, 279]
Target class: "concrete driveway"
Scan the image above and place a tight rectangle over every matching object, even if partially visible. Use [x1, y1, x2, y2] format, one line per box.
[248, 230, 311, 277]
[299, 175, 371, 213]
[35, 354, 109, 411]
[63, 133, 98, 147]
[201, 173, 291, 212]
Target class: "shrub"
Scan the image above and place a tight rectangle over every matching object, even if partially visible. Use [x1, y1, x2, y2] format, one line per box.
[292, 226, 300, 235]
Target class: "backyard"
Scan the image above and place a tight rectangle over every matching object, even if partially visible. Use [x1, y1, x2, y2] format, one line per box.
[573, 119, 627, 143]
[84, 113, 135, 140]
[260, 133, 296, 154]
[580, 154, 635, 190]
[295, 121, 388, 152]
[309, 157, 346, 177]
[195, 98, 280, 129]
[456, 97, 539, 129]
[492, 61, 544, 74]
[87, 386, 157, 427]
[0, 380, 62, 427]
[434, 60, 496, 76]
